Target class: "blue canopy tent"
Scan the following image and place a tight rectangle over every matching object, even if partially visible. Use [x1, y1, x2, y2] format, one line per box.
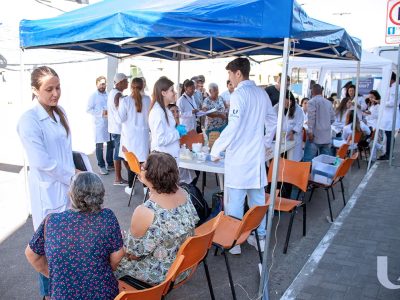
[19, 1, 362, 299]
[20, 0, 361, 61]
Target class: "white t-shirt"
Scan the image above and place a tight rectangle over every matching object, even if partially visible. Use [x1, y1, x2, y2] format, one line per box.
[107, 88, 123, 134]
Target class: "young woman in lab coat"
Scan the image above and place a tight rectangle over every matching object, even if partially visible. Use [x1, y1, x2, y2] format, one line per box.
[274, 91, 304, 161]
[177, 79, 199, 132]
[118, 77, 151, 194]
[148, 77, 193, 183]
[17, 66, 76, 299]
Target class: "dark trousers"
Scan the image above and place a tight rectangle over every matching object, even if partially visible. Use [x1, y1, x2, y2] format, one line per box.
[95, 140, 114, 168]
[384, 130, 394, 158]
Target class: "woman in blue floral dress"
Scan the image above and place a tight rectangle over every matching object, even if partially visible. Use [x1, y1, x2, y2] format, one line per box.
[25, 172, 125, 299]
[115, 151, 199, 285]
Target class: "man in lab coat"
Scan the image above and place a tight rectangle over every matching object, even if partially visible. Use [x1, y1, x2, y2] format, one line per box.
[210, 57, 277, 254]
[87, 76, 114, 175]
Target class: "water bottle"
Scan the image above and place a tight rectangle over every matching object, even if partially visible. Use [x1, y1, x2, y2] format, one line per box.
[202, 128, 209, 147]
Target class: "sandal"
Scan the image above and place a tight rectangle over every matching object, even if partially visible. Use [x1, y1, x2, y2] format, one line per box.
[113, 179, 128, 186]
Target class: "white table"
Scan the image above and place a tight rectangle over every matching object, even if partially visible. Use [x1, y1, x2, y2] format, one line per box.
[179, 140, 296, 207]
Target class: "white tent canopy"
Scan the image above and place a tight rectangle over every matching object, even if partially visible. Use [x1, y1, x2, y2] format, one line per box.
[288, 50, 395, 102]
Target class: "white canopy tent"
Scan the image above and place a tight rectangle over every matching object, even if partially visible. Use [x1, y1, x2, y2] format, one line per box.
[288, 50, 395, 102]
[288, 51, 396, 169]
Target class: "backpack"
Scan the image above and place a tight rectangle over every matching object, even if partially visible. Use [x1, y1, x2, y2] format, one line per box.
[180, 182, 210, 226]
[208, 191, 224, 220]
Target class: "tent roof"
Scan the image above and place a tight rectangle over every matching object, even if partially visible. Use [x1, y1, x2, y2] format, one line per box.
[288, 50, 395, 73]
[19, 0, 361, 61]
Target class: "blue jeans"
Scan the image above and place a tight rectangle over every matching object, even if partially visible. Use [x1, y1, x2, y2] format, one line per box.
[39, 273, 49, 296]
[227, 187, 266, 237]
[303, 140, 332, 162]
[95, 140, 114, 168]
[111, 134, 123, 161]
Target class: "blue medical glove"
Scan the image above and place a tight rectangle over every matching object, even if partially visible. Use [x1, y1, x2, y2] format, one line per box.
[176, 124, 187, 137]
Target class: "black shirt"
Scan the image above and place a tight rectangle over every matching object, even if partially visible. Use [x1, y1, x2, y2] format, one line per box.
[265, 85, 294, 106]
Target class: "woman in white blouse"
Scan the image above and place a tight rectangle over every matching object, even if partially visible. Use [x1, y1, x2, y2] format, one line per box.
[119, 77, 151, 195]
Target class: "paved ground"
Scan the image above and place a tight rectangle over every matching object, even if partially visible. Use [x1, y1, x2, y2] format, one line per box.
[0, 147, 390, 300]
[281, 156, 400, 300]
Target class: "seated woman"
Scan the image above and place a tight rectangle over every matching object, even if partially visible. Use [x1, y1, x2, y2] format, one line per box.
[341, 110, 371, 150]
[25, 172, 125, 300]
[332, 97, 352, 137]
[115, 151, 199, 285]
[202, 82, 228, 136]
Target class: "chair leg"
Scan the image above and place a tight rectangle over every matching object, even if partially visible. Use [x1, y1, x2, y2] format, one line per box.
[254, 230, 263, 264]
[202, 257, 216, 300]
[215, 174, 219, 187]
[308, 186, 315, 203]
[331, 187, 335, 200]
[222, 250, 237, 300]
[128, 174, 137, 207]
[340, 179, 346, 206]
[325, 188, 334, 222]
[302, 203, 307, 236]
[284, 209, 296, 254]
[202, 172, 206, 195]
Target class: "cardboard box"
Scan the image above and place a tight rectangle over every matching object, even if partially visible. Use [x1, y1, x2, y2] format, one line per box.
[311, 154, 343, 185]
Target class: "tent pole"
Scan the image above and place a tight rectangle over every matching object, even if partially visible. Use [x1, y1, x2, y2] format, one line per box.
[259, 37, 290, 300]
[350, 61, 361, 157]
[177, 59, 181, 97]
[389, 46, 400, 166]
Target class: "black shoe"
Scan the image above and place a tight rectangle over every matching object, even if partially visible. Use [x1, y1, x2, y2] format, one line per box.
[377, 155, 389, 161]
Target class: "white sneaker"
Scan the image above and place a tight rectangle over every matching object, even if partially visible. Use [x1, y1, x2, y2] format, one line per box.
[228, 245, 241, 255]
[125, 186, 134, 195]
[99, 167, 108, 175]
[247, 235, 265, 252]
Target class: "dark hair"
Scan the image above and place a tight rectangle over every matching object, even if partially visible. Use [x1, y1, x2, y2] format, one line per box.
[300, 97, 309, 106]
[226, 80, 231, 85]
[330, 93, 337, 98]
[391, 72, 397, 82]
[311, 84, 323, 95]
[131, 77, 144, 112]
[144, 151, 179, 194]
[151, 76, 174, 125]
[70, 172, 105, 213]
[345, 110, 361, 132]
[342, 80, 353, 89]
[225, 57, 250, 78]
[96, 76, 106, 85]
[31, 66, 70, 136]
[181, 79, 195, 95]
[369, 90, 381, 100]
[345, 84, 356, 99]
[285, 90, 296, 119]
[336, 97, 351, 119]
[167, 103, 178, 110]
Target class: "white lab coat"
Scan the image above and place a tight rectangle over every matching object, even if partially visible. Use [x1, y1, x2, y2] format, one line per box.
[17, 103, 75, 230]
[379, 84, 400, 131]
[342, 121, 371, 150]
[118, 95, 151, 162]
[211, 80, 277, 189]
[149, 102, 180, 158]
[86, 90, 110, 143]
[177, 93, 198, 132]
[107, 88, 123, 134]
[365, 104, 379, 129]
[274, 104, 304, 161]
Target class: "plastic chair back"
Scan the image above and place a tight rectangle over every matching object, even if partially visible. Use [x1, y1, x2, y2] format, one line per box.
[123, 149, 141, 174]
[333, 152, 358, 181]
[336, 143, 349, 159]
[180, 131, 204, 150]
[268, 158, 311, 192]
[234, 205, 268, 245]
[115, 255, 184, 300]
[171, 212, 223, 288]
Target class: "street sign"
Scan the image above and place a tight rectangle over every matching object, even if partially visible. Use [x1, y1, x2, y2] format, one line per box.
[386, 0, 400, 44]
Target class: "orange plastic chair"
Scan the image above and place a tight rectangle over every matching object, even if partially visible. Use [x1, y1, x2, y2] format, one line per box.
[196, 205, 268, 300]
[308, 152, 359, 222]
[336, 143, 349, 159]
[266, 158, 311, 253]
[165, 212, 223, 300]
[115, 255, 184, 300]
[179, 130, 204, 150]
[122, 147, 141, 206]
